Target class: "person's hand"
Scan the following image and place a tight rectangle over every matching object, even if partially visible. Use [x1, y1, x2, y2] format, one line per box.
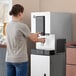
[28, 32, 45, 42]
[29, 33, 40, 42]
[38, 38, 45, 43]
[41, 38, 45, 43]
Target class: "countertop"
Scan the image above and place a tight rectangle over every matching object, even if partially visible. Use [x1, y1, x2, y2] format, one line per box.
[66, 42, 76, 48]
[0, 44, 6, 48]
[67, 46, 76, 48]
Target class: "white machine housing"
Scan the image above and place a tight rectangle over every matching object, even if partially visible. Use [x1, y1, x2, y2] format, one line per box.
[36, 34, 55, 50]
[31, 12, 51, 33]
[31, 12, 55, 51]
[31, 54, 50, 76]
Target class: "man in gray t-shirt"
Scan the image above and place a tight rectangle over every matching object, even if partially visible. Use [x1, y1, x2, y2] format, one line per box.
[6, 21, 30, 63]
[6, 4, 45, 76]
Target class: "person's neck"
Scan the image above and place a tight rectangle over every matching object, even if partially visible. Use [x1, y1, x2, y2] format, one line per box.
[12, 16, 21, 22]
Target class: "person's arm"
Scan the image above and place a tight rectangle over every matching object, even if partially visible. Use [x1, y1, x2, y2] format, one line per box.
[18, 24, 45, 43]
[28, 33, 45, 43]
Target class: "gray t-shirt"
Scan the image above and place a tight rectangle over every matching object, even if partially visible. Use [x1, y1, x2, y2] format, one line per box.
[6, 21, 30, 63]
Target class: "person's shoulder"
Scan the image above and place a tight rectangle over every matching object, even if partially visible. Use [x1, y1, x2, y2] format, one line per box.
[18, 22, 28, 28]
[17, 22, 29, 30]
[18, 22, 27, 26]
[6, 21, 13, 28]
[7, 21, 18, 26]
[7, 21, 12, 25]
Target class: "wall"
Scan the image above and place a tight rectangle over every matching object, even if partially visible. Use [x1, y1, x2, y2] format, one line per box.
[40, 0, 76, 12]
[40, 0, 76, 41]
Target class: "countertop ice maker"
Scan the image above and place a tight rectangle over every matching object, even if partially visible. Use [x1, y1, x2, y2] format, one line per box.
[31, 12, 72, 52]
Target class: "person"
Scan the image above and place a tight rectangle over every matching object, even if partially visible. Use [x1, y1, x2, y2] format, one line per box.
[6, 4, 45, 76]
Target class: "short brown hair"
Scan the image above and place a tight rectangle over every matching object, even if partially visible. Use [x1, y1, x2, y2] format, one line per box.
[9, 4, 24, 16]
